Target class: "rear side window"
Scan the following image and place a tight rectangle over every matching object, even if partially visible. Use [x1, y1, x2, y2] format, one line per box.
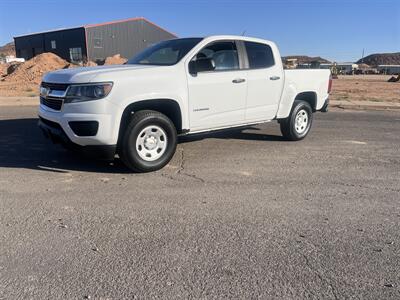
[244, 41, 275, 69]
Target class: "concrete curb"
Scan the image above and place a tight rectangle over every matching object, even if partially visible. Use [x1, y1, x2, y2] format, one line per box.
[330, 100, 400, 111]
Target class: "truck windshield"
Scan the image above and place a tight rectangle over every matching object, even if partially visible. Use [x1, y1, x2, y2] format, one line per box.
[127, 38, 203, 66]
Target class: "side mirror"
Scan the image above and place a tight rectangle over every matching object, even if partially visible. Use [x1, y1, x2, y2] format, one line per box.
[189, 58, 215, 75]
[189, 60, 197, 75]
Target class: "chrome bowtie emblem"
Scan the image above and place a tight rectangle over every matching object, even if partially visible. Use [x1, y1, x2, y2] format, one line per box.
[40, 86, 50, 97]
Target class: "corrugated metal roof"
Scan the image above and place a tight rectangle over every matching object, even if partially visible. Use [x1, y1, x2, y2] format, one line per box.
[84, 17, 177, 37]
[14, 26, 83, 38]
[14, 17, 176, 39]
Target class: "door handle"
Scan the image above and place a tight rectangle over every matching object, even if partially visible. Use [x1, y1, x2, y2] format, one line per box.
[270, 76, 280, 80]
[232, 78, 246, 83]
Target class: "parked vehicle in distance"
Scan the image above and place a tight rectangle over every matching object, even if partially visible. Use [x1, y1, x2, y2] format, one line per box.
[38, 35, 331, 172]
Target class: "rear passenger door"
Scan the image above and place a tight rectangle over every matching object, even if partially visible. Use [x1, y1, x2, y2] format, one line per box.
[243, 41, 284, 121]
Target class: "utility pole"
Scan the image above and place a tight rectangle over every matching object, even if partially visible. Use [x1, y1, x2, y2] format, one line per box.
[361, 48, 365, 63]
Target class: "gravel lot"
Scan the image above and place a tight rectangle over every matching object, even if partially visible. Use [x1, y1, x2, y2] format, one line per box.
[0, 106, 399, 299]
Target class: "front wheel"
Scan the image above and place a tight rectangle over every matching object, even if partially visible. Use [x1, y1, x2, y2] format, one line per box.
[119, 110, 177, 172]
[280, 100, 313, 141]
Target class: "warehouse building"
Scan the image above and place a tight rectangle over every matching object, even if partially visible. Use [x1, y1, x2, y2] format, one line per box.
[14, 17, 177, 63]
[377, 65, 400, 75]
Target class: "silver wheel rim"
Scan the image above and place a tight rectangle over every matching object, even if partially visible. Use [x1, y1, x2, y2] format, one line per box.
[135, 125, 168, 162]
[295, 109, 309, 134]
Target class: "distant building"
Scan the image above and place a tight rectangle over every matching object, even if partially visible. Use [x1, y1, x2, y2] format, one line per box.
[284, 58, 298, 69]
[377, 65, 400, 75]
[319, 63, 332, 69]
[356, 63, 377, 74]
[13, 17, 177, 63]
[335, 63, 358, 74]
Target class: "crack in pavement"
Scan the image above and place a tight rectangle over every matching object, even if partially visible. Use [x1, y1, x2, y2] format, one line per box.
[175, 148, 205, 183]
[161, 148, 205, 183]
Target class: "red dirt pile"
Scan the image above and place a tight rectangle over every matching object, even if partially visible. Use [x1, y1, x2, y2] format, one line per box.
[0, 64, 7, 77]
[85, 60, 97, 67]
[104, 54, 127, 65]
[3, 52, 69, 84]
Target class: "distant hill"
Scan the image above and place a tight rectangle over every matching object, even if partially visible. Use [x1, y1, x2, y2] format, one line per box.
[0, 42, 15, 57]
[282, 55, 331, 64]
[357, 52, 400, 66]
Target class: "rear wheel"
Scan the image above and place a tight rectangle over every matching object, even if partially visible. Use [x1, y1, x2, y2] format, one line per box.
[119, 110, 177, 172]
[280, 100, 313, 141]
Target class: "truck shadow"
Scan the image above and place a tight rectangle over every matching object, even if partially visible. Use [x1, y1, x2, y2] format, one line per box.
[0, 118, 284, 173]
[178, 126, 285, 143]
[0, 118, 129, 173]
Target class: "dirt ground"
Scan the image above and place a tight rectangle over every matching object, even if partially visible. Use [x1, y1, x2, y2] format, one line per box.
[330, 75, 399, 104]
[0, 82, 40, 97]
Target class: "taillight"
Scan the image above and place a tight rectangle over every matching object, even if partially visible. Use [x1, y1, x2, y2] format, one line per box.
[328, 75, 333, 93]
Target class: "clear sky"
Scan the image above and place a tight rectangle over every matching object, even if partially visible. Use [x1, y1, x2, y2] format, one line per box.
[0, 0, 399, 62]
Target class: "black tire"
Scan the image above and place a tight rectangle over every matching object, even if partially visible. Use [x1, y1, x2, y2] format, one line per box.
[280, 100, 313, 141]
[119, 110, 177, 172]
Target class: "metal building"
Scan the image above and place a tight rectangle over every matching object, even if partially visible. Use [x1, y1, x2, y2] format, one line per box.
[377, 65, 400, 75]
[14, 17, 177, 63]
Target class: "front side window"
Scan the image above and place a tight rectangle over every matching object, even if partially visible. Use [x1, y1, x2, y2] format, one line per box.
[194, 41, 239, 71]
[127, 38, 203, 66]
[244, 41, 275, 69]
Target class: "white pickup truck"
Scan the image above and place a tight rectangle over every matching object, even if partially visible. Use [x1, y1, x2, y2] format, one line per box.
[38, 35, 331, 172]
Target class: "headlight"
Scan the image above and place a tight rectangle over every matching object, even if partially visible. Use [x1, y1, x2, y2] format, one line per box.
[64, 82, 113, 103]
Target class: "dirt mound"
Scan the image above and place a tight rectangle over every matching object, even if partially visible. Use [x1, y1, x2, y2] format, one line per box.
[0, 64, 7, 77]
[104, 54, 127, 65]
[85, 60, 97, 67]
[4, 52, 68, 84]
[357, 52, 400, 67]
[0, 53, 99, 96]
[0, 62, 23, 78]
[6, 62, 22, 75]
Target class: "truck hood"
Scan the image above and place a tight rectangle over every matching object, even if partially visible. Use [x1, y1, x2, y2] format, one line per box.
[42, 64, 159, 83]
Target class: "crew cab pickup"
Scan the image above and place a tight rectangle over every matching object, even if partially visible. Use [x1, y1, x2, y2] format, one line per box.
[38, 35, 331, 172]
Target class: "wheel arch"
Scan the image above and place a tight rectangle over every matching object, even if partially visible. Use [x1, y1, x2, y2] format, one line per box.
[294, 91, 317, 112]
[118, 99, 183, 147]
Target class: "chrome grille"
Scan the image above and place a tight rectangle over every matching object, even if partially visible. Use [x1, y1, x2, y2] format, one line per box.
[41, 82, 69, 91]
[40, 82, 69, 111]
[40, 96, 63, 111]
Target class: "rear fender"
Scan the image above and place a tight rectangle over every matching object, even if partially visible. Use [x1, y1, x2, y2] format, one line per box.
[276, 84, 297, 119]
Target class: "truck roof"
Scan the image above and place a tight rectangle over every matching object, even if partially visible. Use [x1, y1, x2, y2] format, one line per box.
[196, 35, 275, 45]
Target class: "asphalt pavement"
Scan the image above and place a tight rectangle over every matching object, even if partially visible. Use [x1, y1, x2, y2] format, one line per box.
[0, 106, 399, 299]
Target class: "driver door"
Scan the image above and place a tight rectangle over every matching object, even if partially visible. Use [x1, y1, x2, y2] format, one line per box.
[187, 40, 247, 131]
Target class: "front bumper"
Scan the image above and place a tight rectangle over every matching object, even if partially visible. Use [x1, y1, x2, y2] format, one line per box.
[38, 117, 116, 160]
[38, 97, 122, 160]
[38, 98, 121, 145]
